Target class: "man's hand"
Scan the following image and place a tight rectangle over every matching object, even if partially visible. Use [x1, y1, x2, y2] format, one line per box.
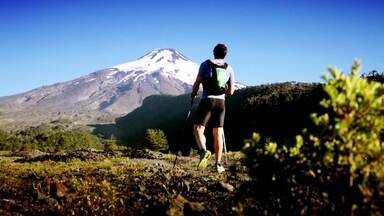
[225, 85, 234, 96]
[192, 75, 202, 99]
[226, 89, 234, 96]
[191, 92, 198, 100]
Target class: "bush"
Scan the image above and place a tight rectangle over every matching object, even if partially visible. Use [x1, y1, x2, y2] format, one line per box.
[243, 60, 384, 215]
[144, 129, 168, 150]
[362, 70, 384, 83]
[46, 130, 103, 152]
[0, 125, 104, 152]
[0, 129, 8, 144]
[103, 135, 120, 152]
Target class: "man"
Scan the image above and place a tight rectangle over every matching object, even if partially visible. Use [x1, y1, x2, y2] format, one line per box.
[191, 43, 235, 173]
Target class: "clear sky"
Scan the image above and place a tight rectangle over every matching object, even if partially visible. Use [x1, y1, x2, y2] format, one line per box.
[0, 0, 383, 96]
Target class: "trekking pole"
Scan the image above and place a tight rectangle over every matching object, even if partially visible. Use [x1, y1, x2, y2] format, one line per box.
[222, 129, 228, 165]
[173, 97, 195, 169]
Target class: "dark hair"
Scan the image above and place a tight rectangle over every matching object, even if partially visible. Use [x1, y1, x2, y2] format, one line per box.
[213, 44, 227, 59]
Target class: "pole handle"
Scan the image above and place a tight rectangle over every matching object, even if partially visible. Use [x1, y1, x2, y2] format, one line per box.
[190, 97, 195, 107]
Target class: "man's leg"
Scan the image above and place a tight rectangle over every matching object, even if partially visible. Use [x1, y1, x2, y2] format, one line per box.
[213, 127, 224, 163]
[193, 124, 206, 151]
[194, 124, 211, 170]
[194, 99, 213, 170]
[210, 98, 226, 173]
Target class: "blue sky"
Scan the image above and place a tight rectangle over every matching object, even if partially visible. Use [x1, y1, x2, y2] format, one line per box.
[0, 0, 383, 96]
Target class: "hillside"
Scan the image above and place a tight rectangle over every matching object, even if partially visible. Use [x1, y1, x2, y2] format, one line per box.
[93, 82, 325, 151]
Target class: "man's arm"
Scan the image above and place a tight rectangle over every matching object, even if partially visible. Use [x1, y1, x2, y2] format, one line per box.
[226, 67, 235, 96]
[192, 63, 205, 98]
[191, 75, 202, 98]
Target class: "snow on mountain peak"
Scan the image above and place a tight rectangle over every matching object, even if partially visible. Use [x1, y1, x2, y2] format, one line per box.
[112, 48, 199, 84]
[139, 48, 191, 62]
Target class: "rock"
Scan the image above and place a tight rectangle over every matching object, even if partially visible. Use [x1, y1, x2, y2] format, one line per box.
[219, 181, 235, 192]
[124, 149, 156, 159]
[168, 194, 205, 215]
[54, 181, 68, 198]
[174, 194, 187, 208]
[197, 187, 207, 193]
[14, 150, 106, 163]
[167, 194, 187, 216]
[185, 201, 205, 213]
[138, 184, 145, 192]
[182, 180, 190, 192]
[36, 191, 48, 200]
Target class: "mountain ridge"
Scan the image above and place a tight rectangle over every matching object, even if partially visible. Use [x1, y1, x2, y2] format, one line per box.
[0, 48, 245, 129]
[0, 48, 199, 127]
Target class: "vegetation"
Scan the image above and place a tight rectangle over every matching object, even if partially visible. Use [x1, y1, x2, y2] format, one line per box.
[242, 60, 384, 214]
[225, 82, 325, 149]
[363, 70, 384, 83]
[144, 128, 168, 150]
[93, 94, 194, 152]
[102, 135, 120, 152]
[1, 61, 384, 215]
[0, 150, 250, 215]
[93, 82, 325, 154]
[0, 156, 141, 215]
[0, 124, 106, 152]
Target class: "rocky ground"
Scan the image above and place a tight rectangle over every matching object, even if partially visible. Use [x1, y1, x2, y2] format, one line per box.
[0, 150, 255, 216]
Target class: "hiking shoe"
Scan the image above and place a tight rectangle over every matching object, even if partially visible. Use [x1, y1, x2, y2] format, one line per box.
[216, 163, 225, 173]
[197, 150, 211, 170]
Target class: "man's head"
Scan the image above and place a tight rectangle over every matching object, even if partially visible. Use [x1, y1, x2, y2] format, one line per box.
[213, 44, 227, 59]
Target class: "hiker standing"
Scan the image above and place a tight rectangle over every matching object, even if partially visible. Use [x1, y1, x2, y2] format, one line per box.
[191, 44, 235, 173]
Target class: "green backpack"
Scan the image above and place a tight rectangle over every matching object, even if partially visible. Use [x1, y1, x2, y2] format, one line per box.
[204, 60, 228, 95]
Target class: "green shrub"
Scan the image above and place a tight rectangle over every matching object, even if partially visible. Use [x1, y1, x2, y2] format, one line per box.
[0, 129, 9, 148]
[144, 129, 168, 150]
[0, 125, 104, 152]
[103, 135, 120, 151]
[46, 130, 103, 152]
[243, 60, 384, 215]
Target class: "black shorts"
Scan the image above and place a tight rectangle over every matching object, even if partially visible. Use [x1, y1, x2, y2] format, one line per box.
[195, 98, 225, 127]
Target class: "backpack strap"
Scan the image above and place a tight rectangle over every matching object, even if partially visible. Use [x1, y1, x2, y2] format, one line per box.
[208, 60, 228, 70]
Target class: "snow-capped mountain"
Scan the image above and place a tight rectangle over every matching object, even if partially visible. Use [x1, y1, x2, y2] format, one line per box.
[0, 48, 197, 123]
[0, 48, 245, 127]
[114, 48, 198, 85]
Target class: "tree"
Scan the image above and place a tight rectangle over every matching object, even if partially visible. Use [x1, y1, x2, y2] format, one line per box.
[144, 129, 168, 150]
[0, 129, 9, 149]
